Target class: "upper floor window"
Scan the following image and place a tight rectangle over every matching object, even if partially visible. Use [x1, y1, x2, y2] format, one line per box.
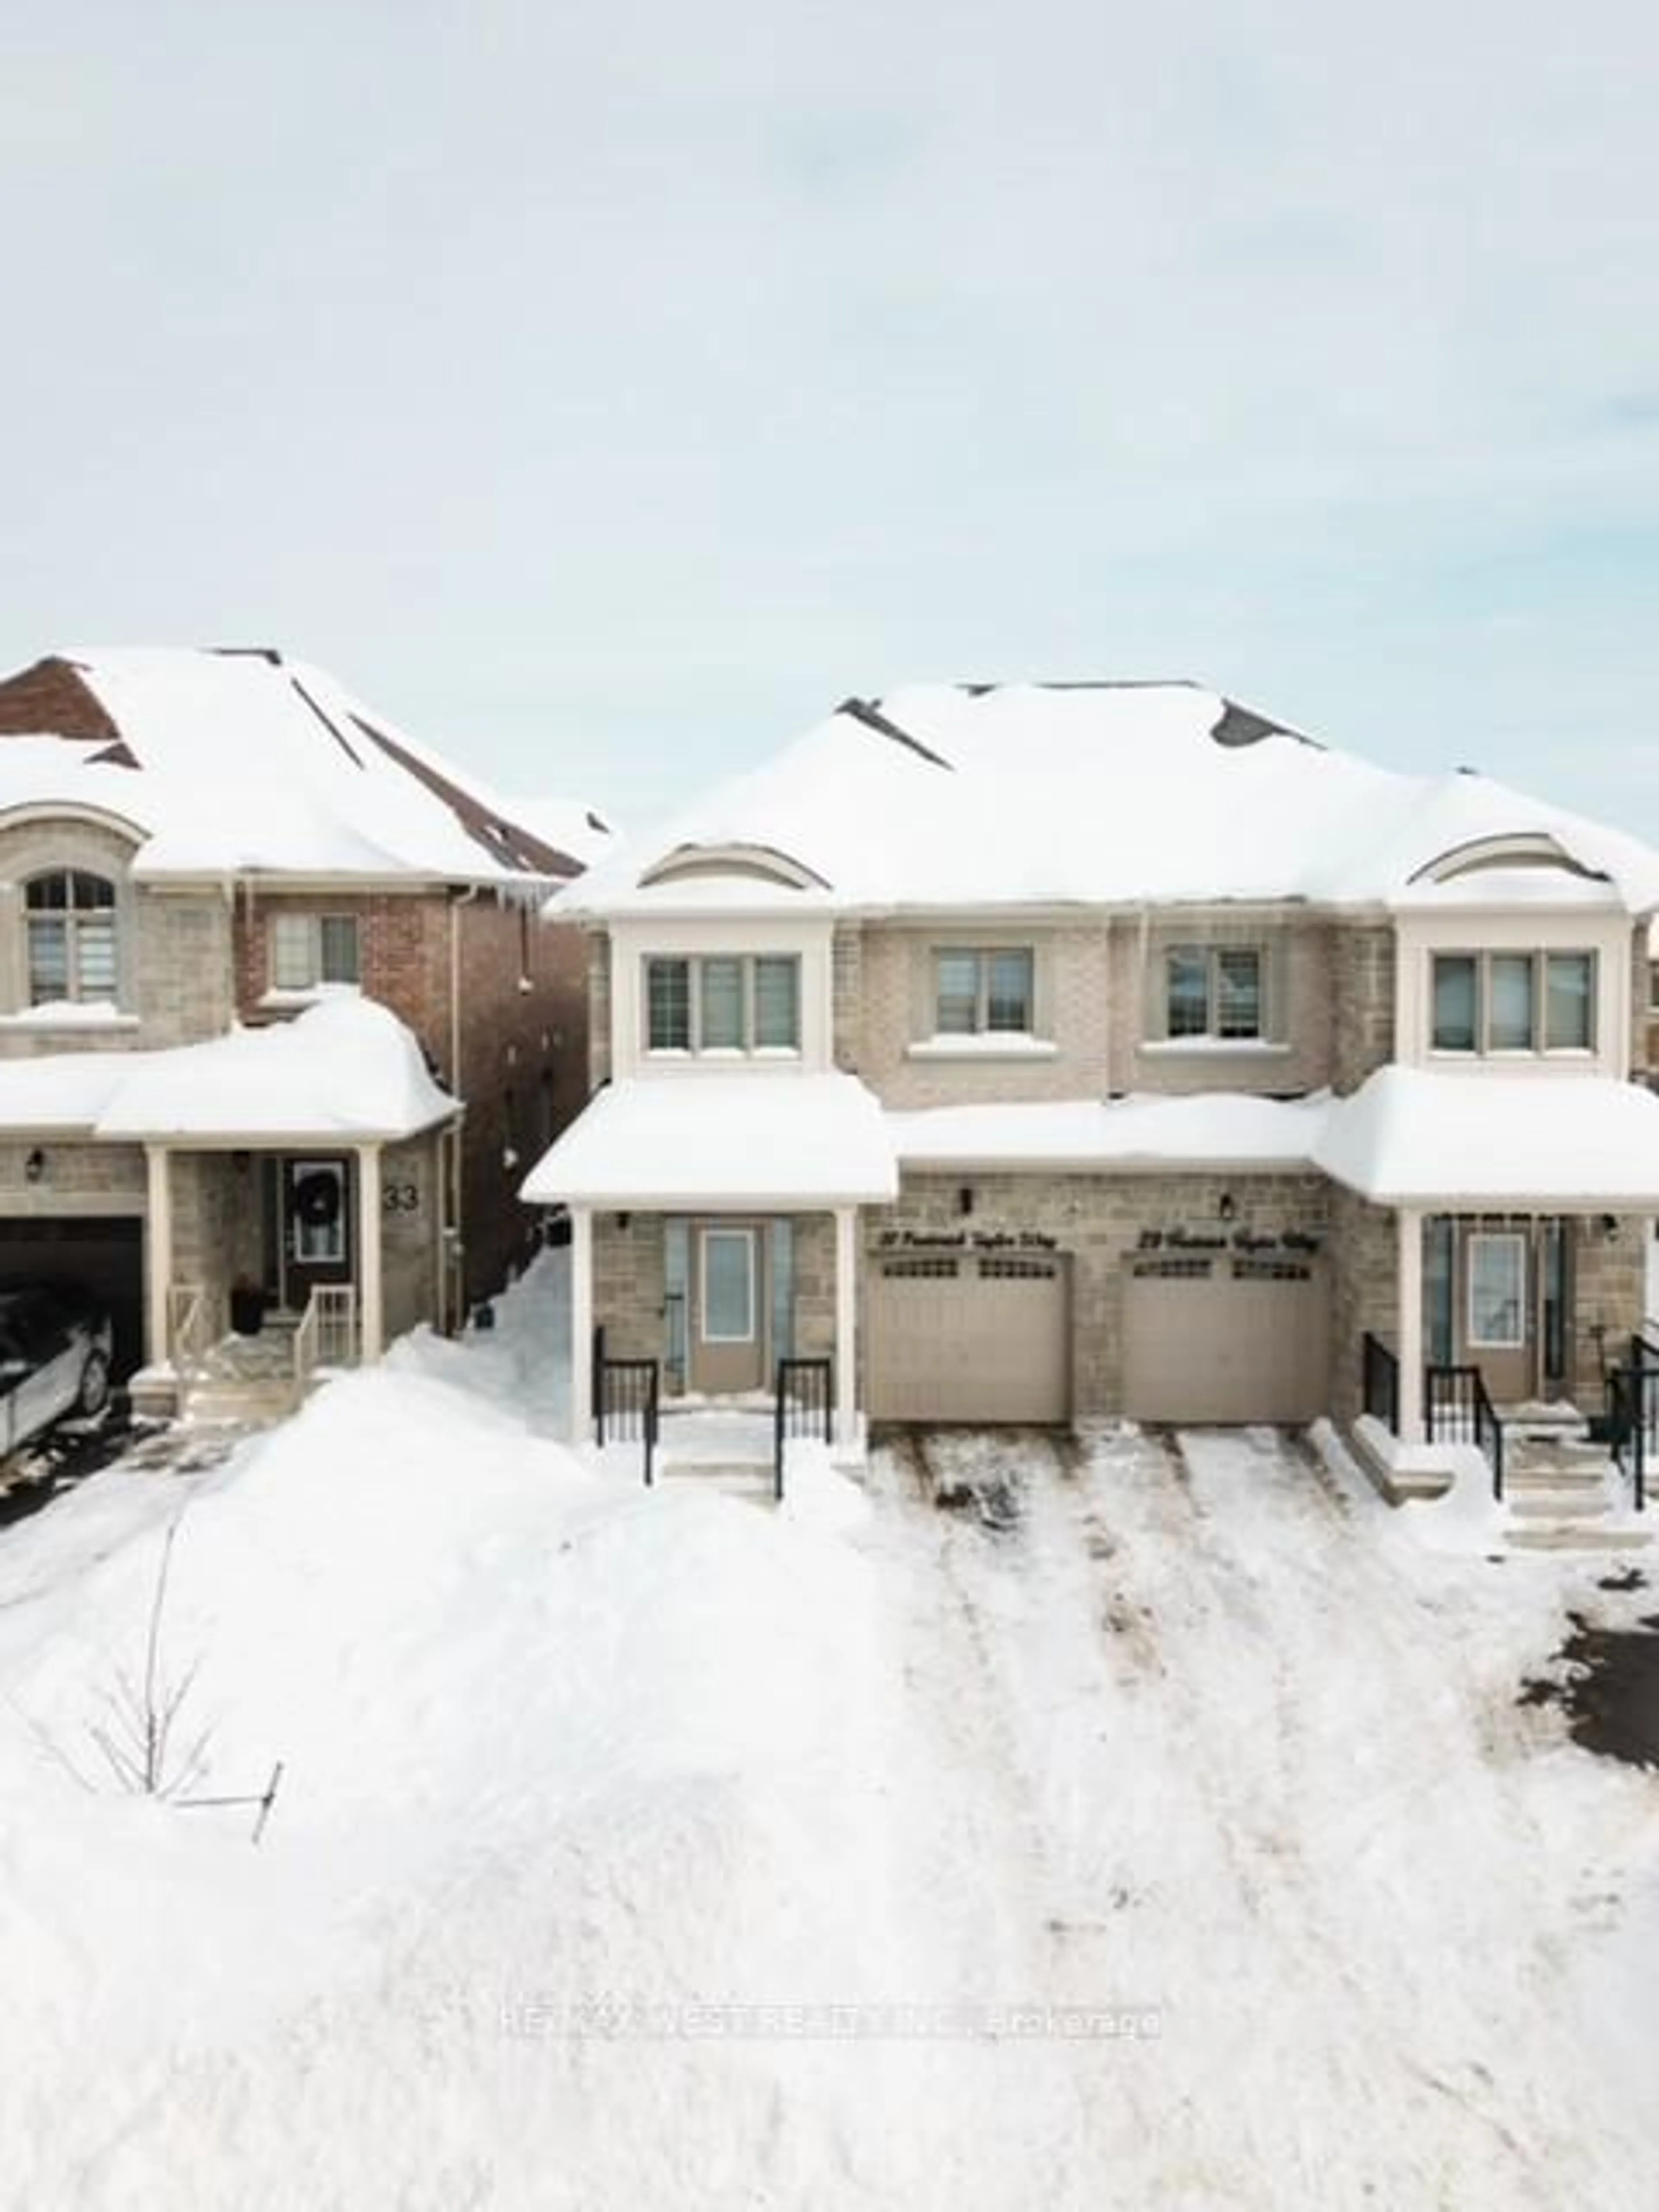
[272, 913, 361, 992]
[1166, 945, 1262, 1040]
[645, 954, 800, 1054]
[1431, 950, 1594, 1055]
[934, 948, 1034, 1036]
[25, 871, 117, 1004]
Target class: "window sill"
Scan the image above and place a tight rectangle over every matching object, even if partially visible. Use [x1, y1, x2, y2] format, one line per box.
[1427, 1048, 1599, 1064]
[642, 1048, 804, 1065]
[906, 1035, 1058, 1062]
[257, 984, 363, 1011]
[1139, 1038, 1289, 1058]
[0, 1004, 140, 1033]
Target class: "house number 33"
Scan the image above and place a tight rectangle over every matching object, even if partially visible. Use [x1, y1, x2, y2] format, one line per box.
[382, 1182, 420, 1214]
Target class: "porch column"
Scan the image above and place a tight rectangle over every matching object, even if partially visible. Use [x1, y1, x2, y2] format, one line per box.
[144, 1144, 171, 1368]
[1397, 1206, 1424, 1443]
[356, 1143, 385, 1361]
[569, 1204, 594, 1442]
[833, 1204, 858, 1450]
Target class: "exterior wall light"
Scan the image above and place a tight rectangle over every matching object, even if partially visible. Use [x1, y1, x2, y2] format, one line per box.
[23, 1149, 45, 1185]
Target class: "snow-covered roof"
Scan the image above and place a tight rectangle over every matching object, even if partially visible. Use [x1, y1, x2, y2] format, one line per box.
[0, 649, 610, 887]
[888, 1093, 1328, 1172]
[520, 1075, 899, 1208]
[566, 683, 1659, 918]
[0, 998, 455, 1143]
[1313, 1068, 1659, 1208]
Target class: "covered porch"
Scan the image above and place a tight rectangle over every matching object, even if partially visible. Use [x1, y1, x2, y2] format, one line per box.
[521, 1073, 899, 1451]
[1318, 1068, 1659, 1510]
[93, 1000, 458, 1420]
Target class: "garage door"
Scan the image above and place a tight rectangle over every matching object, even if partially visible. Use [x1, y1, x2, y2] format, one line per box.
[0, 1218, 145, 1380]
[1122, 1254, 1328, 1424]
[866, 1252, 1070, 1423]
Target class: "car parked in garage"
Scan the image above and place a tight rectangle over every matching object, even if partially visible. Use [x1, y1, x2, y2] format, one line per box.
[0, 1284, 113, 1459]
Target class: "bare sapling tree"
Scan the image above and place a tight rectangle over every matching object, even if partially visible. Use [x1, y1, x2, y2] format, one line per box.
[90, 1512, 212, 1801]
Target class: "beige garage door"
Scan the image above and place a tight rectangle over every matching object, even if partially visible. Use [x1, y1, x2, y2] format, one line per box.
[867, 1252, 1071, 1423]
[1122, 1255, 1329, 1424]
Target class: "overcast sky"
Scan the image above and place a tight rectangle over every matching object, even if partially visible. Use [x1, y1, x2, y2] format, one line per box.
[5, 2, 1657, 841]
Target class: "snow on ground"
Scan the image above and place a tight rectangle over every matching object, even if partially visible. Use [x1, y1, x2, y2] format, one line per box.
[0, 1259, 1656, 2208]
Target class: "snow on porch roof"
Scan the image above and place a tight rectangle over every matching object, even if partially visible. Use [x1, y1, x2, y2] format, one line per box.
[888, 1092, 1330, 1171]
[519, 1075, 900, 1210]
[64, 998, 458, 1144]
[1314, 1067, 1659, 1209]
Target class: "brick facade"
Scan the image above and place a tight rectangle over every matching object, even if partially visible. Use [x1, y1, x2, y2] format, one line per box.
[232, 887, 586, 1304]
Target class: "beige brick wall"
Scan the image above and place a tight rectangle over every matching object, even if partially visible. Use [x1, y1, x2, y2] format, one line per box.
[0, 1139, 146, 1205]
[1110, 918, 1336, 1097]
[1326, 1187, 1398, 1427]
[845, 922, 1112, 1106]
[1330, 924, 1395, 1094]
[587, 930, 612, 1089]
[384, 1131, 444, 1341]
[1573, 1214, 1648, 1407]
[0, 820, 234, 1055]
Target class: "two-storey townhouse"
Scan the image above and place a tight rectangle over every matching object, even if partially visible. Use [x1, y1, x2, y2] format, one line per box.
[523, 682, 1659, 1487]
[0, 647, 606, 1403]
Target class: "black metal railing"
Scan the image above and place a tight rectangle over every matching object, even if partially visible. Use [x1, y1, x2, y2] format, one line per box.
[1605, 1360, 1655, 1514]
[1425, 1363, 1505, 1500]
[1361, 1333, 1400, 1434]
[774, 1356, 833, 1503]
[594, 1328, 660, 1486]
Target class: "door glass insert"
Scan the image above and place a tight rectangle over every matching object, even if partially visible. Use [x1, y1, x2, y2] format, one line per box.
[1468, 1232, 1526, 1348]
[702, 1230, 756, 1342]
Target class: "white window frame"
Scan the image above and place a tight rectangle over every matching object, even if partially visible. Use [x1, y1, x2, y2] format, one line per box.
[700, 1228, 757, 1342]
[931, 947, 1036, 1036]
[643, 954, 801, 1058]
[271, 912, 361, 992]
[1467, 1231, 1527, 1350]
[1163, 944, 1265, 1041]
[23, 870, 119, 1006]
[1429, 949, 1597, 1058]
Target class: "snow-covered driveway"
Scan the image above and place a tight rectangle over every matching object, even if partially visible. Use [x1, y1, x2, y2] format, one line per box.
[1, 1259, 1654, 2212]
[863, 1422, 1659, 2209]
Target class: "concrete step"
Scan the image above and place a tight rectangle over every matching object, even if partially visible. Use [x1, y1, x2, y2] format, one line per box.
[656, 1462, 777, 1500]
[1507, 1524, 1655, 1553]
[1507, 1491, 1617, 1521]
[181, 1382, 298, 1423]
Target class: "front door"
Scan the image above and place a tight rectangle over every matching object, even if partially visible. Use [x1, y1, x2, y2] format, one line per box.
[691, 1224, 766, 1394]
[280, 1156, 353, 1313]
[1463, 1229, 1532, 1402]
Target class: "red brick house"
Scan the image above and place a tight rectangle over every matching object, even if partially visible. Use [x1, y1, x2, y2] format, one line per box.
[0, 646, 606, 1403]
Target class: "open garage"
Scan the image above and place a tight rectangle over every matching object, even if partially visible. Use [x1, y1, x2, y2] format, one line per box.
[865, 1249, 1071, 1423]
[1121, 1252, 1329, 1424]
[0, 1217, 146, 1380]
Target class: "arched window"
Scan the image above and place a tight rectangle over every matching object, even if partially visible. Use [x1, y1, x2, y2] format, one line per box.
[24, 870, 118, 1005]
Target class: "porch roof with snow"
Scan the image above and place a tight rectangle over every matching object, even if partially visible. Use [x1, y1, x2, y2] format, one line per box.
[559, 683, 1659, 920]
[0, 998, 456, 1145]
[1313, 1068, 1659, 1210]
[0, 648, 611, 888]
[887, 1093, 1329, 1172]
[520, 1075, 900, 1210]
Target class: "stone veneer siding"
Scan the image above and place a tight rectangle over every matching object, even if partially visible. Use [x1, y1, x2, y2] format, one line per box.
[865, 1169, 1335, 1416]
[1326, 1187, 1399, 1429]
[591, 1211, 839, 1379]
